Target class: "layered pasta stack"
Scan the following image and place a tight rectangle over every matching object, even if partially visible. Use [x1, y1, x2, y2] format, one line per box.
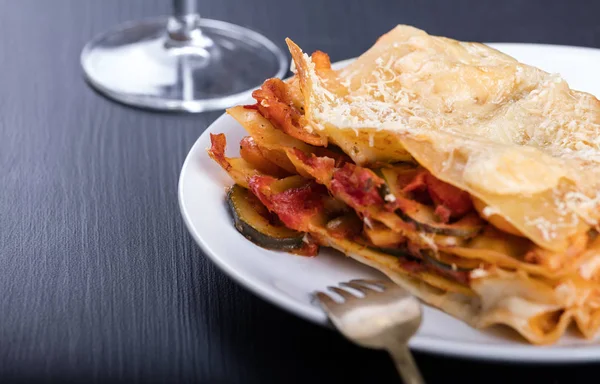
[208, 25, 600, 344]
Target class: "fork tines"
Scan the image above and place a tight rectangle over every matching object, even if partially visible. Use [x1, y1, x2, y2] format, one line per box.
[313, 278, 424, 384]
[316, 279, 383, 304]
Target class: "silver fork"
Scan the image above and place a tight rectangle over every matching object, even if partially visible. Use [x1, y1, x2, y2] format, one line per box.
[315, 279, 425, 384]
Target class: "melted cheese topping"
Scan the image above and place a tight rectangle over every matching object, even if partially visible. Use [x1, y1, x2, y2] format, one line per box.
[462, 148, 567, 195]
[286, 25, 600, 252]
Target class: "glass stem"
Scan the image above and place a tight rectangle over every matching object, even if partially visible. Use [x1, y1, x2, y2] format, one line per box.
[173, 0, 197, 19]
[168, 0, 212, 47]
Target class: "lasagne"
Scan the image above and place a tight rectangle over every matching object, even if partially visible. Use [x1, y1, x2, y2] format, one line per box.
[208, 25, 600, 345]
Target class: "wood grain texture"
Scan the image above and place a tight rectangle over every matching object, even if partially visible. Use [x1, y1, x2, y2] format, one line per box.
[1, 0, 600, 382]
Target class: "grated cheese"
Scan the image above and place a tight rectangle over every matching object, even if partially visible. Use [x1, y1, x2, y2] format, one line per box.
[482, 206, 501, 218]
[302, 233, 311, 244]
[564, 191, 600, 226]
[579, 257, 600, 280]
[524, 216, 557, 241]
[470, 268, 489, 279]
[417, 232, 438, 252]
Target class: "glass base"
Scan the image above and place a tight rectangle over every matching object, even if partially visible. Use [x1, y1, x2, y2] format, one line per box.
[81, 17, 287, 112]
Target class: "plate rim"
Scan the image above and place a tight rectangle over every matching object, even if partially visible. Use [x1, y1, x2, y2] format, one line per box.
[179, 42, 600, 363]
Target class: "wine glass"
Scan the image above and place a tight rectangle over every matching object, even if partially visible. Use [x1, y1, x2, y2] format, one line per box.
[81, 0, 287, 112]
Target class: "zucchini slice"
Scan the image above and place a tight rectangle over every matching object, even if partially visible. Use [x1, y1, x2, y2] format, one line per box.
[421, 250, 480, 272]
[396, 209, 483, 237]
[374, 165, 413, 201]
[227, 185, 305, 250]
[380, 167, 483, 237]
[372, 246, 414, 258]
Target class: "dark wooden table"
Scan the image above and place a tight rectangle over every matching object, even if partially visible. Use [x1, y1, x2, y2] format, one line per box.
[2, 0, 600, 382]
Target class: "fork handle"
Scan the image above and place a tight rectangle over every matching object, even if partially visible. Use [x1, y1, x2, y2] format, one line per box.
[388, 344, 425, 384]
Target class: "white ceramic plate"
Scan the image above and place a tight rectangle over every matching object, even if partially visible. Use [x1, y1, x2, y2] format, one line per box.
[179, 43, 600, 363]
